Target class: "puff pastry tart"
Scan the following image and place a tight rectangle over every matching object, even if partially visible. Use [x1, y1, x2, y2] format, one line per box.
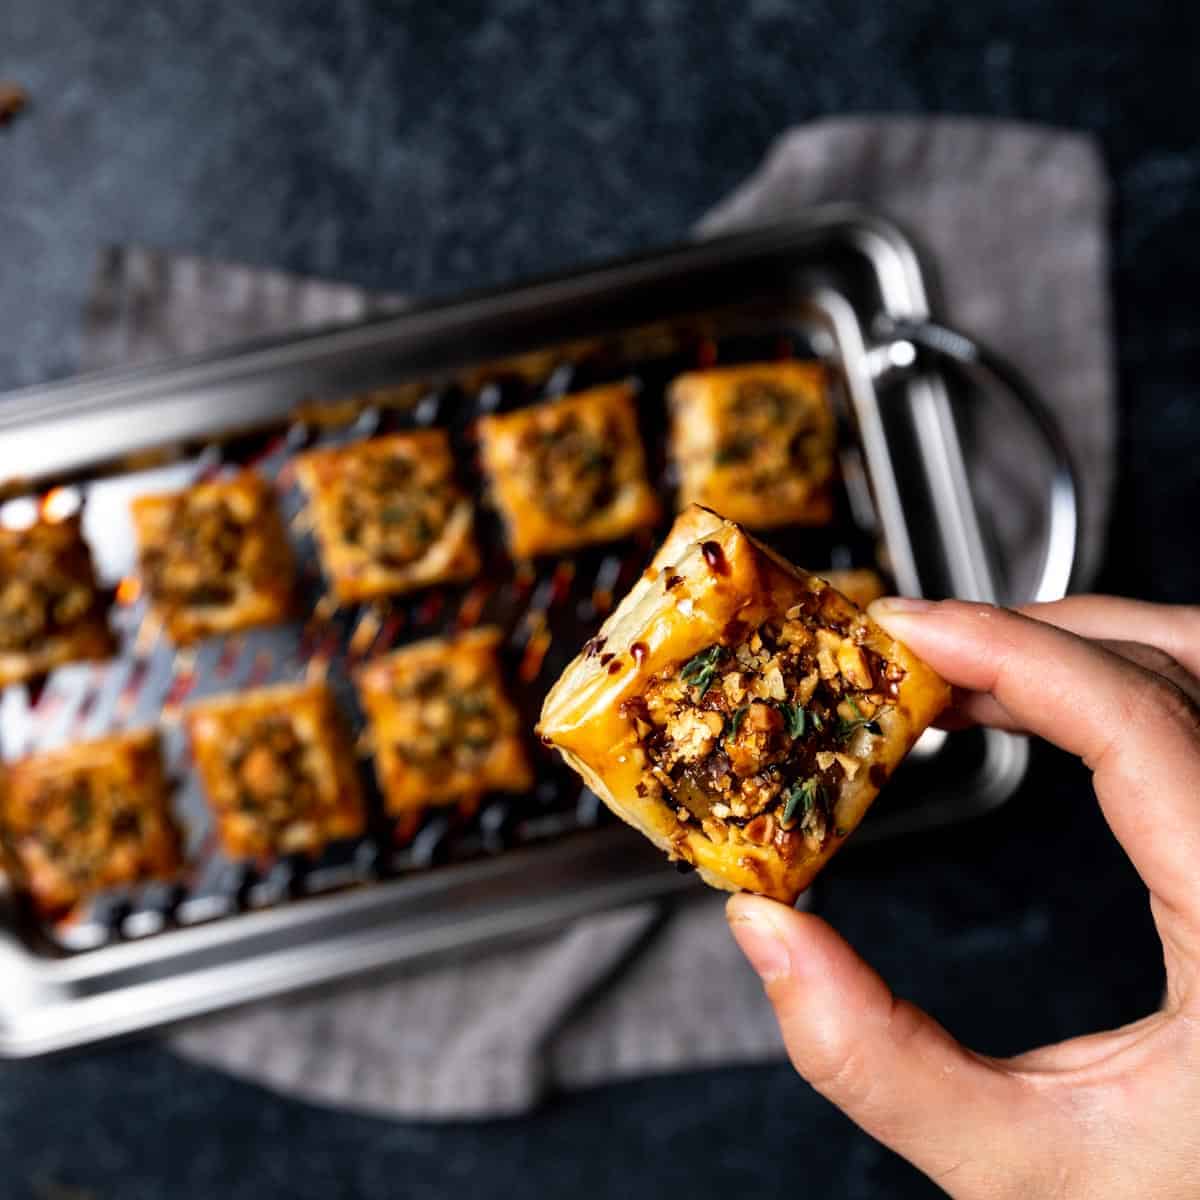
[668, 362, 836, 528]
[131, 471, 295, 643]
[538, 506, 948, 902]
[0, 514, 113, 687]
[478, 382, 660, 558]
[0, 729, 181, 917]
[356, 627, 532, 814]
[295, 431, 480, 604]
[187, 682, 366, 858]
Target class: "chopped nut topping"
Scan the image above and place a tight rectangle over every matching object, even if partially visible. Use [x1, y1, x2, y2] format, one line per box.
[837, 642, 875, 690]
[794, 669, 819, 706]
[722, 672, 748, 704]
[626, 603, 901, 853]
[665, 708, 720, 764]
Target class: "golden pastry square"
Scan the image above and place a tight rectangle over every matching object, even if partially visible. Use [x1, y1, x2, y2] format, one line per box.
[356, 628, 533, 813]
[668, 361, 836, 528]
[186, 682, 366, 859]
[0, 729, 181, 917]
[131, 471, 295, 643]
[478, 382, 660, 558]
[294, 430, 480, 604]
[538, 506, 949, 902]
[0, 514, 113, 687]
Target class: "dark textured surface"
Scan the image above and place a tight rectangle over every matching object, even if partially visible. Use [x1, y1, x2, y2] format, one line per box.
[1, 2, 1198, 1198]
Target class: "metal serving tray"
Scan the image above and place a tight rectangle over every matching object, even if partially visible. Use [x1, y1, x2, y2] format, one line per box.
[0, 207, 1070, 1055]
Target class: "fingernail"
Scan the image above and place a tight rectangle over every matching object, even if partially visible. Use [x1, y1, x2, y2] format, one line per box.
[726, 900, 792, 983]
[868, 595, 935, 618]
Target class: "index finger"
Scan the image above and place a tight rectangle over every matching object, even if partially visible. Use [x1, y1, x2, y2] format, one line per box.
[868, 598, 1200, 923]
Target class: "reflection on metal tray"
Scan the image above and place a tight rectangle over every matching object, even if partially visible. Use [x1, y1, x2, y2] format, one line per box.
[0, 208, 1053, 1055]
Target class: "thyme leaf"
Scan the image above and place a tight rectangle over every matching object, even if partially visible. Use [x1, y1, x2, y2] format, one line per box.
[781, 777, 821, 829]
[726, 705, 749, 739]
[836, 699, 883, 741]
[836, 713, 883, 741]
[779, 702, 806, 740]
[680, 645, 723, 697]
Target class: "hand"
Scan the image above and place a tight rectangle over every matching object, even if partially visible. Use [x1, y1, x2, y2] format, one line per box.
[726, 596, 1200, 1199]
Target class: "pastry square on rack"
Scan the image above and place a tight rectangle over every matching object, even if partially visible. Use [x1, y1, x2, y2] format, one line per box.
[822, 567, 887, 609]
[131, 471, 295, 643]
[0, 514, 113, 687]
[668, 361, 836, 528]
[356, 628, 532, 814]
[538, 506, 948, 903]
[478, 382, 660, 558]
[0, 728, 181, 917]
[295, 430, 480, 604]
[186, 681, 366, 859]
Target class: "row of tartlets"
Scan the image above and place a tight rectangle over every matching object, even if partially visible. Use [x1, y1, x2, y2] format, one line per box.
[0, 627, 531, 917]
[0, 551, 886, 919]
[0, 362, 836, 686]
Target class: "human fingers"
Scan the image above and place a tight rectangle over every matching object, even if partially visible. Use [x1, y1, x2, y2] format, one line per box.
[726, 894, 1051, 1196]
[932, 637, 1200, 732]
[867, 599, 1200, 927]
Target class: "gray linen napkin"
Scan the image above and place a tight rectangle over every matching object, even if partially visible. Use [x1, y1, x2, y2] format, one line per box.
[79, 117, 1114, 1119]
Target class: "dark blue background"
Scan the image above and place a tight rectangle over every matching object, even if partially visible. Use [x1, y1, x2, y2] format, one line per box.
[2, 3, 1198, 1197]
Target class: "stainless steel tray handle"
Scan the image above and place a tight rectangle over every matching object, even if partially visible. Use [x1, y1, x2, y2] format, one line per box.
[872, 317, 1080, 603]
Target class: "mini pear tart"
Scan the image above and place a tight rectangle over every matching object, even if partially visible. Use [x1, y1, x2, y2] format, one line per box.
[668, 361, 835, 528]
[131, 471, 295, 643]
[356, 628, 533, 814]
[0, 728, 181, 917]
[0, 514, 113, 687]
[186, 682, 366, 859]
[538, 506, 948, 902]
[294, 430, 479, 604]
[478, 382, 660, 559]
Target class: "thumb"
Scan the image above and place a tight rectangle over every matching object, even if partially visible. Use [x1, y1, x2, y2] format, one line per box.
[727, 894, 1042, 1194]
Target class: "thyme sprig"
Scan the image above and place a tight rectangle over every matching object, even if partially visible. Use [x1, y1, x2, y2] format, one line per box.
[680, 645, 723, 697]
[779, 702, 807, 740]
[726, 705, 749, 739]
[781, 777, 823, 829]
[836, 698, 882, 741]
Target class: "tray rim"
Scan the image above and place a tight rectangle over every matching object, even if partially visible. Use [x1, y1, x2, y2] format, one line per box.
[0, 206, 935, 486]
[0, 206, 913, 413]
